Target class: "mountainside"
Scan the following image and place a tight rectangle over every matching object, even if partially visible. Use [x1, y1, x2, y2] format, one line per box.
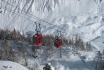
[0, 0, 104, 70]
[0, 0, 104, 41]
[0, 0, 104, 53]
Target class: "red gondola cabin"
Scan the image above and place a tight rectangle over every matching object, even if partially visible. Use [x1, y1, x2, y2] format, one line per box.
[54, 39, 62, 48]
[33, 34, 43, 47]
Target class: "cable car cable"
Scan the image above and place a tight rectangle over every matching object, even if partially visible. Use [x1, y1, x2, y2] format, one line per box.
[1, 0, 68, 35]
[0, 1, 93, 41]
[1, 4, 92, 41]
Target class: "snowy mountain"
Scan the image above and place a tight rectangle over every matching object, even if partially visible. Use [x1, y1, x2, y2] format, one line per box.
[0, 0, 104, 70]
[0, 0, 104, 41]
[0, 0, 104, 51]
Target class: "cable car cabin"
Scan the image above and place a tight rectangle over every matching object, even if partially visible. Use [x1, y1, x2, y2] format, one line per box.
[54, 39, 62, 48]
[33, 34, 43, 47]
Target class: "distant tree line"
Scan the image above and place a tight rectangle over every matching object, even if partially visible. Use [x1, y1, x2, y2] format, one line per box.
[0, 39, 28, 66]
[0, 29, 92, 52]
[0, 29, 26, 41]
[40, 34, 92, 58]
[62, 34, 92, 51]
[0, 28, 93, 67]
[0, 29, 28, 66]
[0, 28, 92, 52]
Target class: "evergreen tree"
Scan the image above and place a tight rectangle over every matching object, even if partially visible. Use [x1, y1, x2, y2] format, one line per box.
[43, 64, 52, 70]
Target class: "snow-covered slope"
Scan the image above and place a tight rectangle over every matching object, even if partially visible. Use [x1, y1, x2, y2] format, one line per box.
[36, 47, 96, 70]
[0, 0, 104, 51]
[0, 61, 29, 70]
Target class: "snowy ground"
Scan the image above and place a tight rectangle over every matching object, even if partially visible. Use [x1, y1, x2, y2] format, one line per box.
[39, 48, 96, 70]
[0, 61, 29, 70]
[0, 48, 96, 70]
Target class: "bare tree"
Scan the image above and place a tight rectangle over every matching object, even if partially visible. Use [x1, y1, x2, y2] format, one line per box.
[69, 38, 74, 47]
[26, 33, 32, 44]
[1, 39, 10, 60]
[0, 47, 3, 60]
[101, 49, 104, 70]
[86, 42, 92, 51]
[43, 35, 54, 58]
[94, 51, 102, 70]
[8, 46, 16, 61]
[18, 43, 28, 66]
[62, 37, 69, 46]
[1, 39, 16, 61]
[11, 29, 17, 40]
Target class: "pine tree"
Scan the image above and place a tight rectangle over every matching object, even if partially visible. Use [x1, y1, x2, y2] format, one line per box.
[43, 64, 52, 70]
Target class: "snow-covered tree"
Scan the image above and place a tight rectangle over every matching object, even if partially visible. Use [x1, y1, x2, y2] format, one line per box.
[18, 43, 28, 66]
[86, 42, 92, 51]
[0, 39, 16, 61]
[74, 35, 85, 51]
[69, 38, 74, 47]
[94, 51, 102, 70]
[43, 35, 54, 58]
[101, 49, 104, 70]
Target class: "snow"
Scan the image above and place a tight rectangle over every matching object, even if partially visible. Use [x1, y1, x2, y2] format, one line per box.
[0, 0, 104, 70]
[30, 47, 95, 70]
[0, 0, 104, 40]
[0, 61, 29, 70]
